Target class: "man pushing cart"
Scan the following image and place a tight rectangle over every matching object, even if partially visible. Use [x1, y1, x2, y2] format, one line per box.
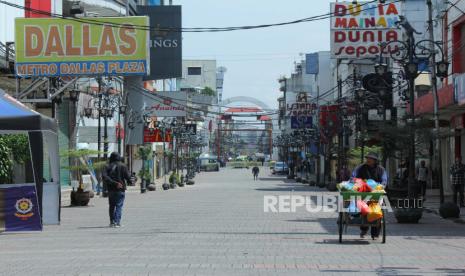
[337, 152, 387, 243]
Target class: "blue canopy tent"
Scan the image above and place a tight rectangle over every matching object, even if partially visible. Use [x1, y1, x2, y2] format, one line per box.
[0, 89, 60, 231]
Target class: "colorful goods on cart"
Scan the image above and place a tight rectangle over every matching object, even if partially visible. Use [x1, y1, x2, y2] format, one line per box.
[337, 178, 385, 193]
[337, 178, 385, 222]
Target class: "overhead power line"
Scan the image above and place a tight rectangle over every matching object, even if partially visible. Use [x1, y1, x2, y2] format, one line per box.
[0, 0, 400, 33]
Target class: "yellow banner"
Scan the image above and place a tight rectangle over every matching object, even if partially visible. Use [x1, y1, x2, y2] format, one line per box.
[15, 16, 149, 76]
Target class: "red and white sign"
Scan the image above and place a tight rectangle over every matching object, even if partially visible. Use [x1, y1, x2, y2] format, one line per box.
[330, 1, 402, 59]
[143, 91, 187, 117]
[143, 128, 172, 143]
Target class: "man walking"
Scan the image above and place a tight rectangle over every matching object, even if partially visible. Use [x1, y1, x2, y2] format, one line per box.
[102, 152, 131, 227]
[450, 156, 465, 207]
[252, 166, 260, 181]
[352, 152, 387, 239]
[416, 160, 429, 197]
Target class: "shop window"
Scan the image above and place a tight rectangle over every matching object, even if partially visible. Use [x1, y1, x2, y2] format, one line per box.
[187, 67, 202, 75]
[452, 21, 465, 74]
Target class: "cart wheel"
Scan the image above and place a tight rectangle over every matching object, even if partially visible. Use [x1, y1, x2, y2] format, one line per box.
[338, 212, 343, 243]
[381, 210, 386, 244]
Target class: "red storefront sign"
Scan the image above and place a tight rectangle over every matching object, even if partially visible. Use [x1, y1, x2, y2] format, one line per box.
[25, 0, 51, 18]
[115, 124, 125, 139]
[143, 128, 172, 143]
[319, 105, 340, 144]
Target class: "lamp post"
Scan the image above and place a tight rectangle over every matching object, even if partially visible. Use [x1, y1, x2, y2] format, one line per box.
[84, 84, 125, 197]
[378, 16, 448, 200]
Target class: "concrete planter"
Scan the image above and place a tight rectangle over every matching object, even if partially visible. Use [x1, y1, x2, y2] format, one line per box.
[169, 183, 177, 189]
[147, 184, 156, 191]
[162, 183, 170, 190]
[71, 190, 90, 206]
[393, 207, 423, 223]
[186, 180, 195, 185]
[326, 182, 338, 191]
[439, 202, 461, 219]
[391, 198, 423, 224]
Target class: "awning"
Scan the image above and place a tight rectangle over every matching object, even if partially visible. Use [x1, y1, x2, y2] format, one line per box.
[0, 90, 57, 132]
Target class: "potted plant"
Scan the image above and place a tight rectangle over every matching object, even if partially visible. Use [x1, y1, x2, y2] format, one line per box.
[178, 174, 185, 187]
[137, 146, 153, 193]
[61, 149, 105, 206]
[169, 172, 179, 189]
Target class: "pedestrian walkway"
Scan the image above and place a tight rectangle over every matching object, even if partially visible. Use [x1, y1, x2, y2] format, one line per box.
[3, 168, 465, 275]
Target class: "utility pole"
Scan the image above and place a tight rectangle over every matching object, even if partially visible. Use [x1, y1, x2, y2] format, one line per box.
[97, 77, 102, 196]
[102, 89, 109, 198]
[427, 0, 444, 203]
[407, 27, 417, 198]
[337, 60, 343, 183]
[315, 74, 321, 187]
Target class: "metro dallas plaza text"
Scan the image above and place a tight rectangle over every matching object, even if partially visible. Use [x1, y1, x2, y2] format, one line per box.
[14, 17, 149, 77]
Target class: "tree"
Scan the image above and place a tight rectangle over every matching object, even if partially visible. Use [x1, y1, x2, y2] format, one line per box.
[0, 137, 13, 183]
[0, 134, 31, 184]
[60, 149, 106, 185]
[201, 87, 217, 97]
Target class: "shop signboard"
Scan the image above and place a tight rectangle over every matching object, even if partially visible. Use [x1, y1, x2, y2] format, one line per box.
[143, 128, 172, 143]
[137, 5, 182, 80]
[287, 92, 317, 116]
[143, 91, 187, 117]
[330, 1, 402, 59]
[15, 17, 149, 77]
[291, 116, 313, 129]
[0, 184, 42, 232]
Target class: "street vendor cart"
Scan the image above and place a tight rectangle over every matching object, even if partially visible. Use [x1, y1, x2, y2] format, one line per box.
[337, 191, 386, 244]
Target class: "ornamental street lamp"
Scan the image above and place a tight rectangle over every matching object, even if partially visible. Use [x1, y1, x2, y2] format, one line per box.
[375, 63, 388, 76]
[378, 16, 448, 199]
[83, 85, 125, 197]
[69, 89, 80, 102]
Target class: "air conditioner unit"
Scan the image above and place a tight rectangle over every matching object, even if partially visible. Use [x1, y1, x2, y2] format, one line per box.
[70, 1, 84, 15]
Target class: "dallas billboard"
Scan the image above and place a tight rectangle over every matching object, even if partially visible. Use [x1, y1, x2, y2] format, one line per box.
[15, 17, 150, 77]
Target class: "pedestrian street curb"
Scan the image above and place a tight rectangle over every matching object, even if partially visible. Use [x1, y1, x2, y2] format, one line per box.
[424, 207, 465, 224]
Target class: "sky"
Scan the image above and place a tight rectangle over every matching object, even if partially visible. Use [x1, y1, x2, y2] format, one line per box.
[174, 0, 331, 110]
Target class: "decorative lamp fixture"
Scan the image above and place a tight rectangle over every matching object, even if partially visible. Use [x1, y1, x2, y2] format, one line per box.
[436, 60, 449, 78]
[375, 63, 388, 76]
[405, 62, 419, 79]
[84, 107, 93, 118]
[69, 90, 80, 102]
[119, 105, 127, 114]
[104, 108, 113, 118]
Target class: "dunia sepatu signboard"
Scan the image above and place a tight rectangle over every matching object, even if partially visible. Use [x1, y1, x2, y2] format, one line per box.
[330, 1, 401, 59]
[15, 17, 149, 77]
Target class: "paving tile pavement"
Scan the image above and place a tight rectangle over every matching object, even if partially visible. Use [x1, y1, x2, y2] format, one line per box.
[1, 167, 465, 275]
